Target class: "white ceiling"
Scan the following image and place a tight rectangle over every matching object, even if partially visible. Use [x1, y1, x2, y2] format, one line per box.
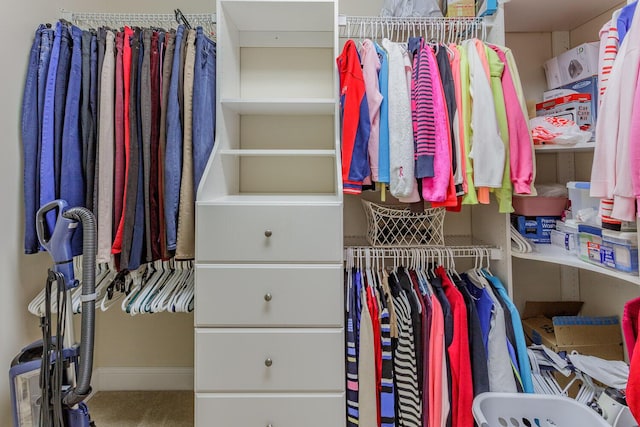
[504, 0, 626, 32]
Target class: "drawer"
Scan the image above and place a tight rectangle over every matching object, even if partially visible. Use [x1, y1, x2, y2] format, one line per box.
[195, 264, 344, 327]
[195, 393, 345, 427]
[196, 204, 342, 262]
[195, 329, 344, 392]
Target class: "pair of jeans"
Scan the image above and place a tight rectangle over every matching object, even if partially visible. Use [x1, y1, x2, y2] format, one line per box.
[140, 29, 153, 263]
[97, 30, 116, 264]
[158, 31, 176, 260]
[149, 30, 162, 261]
[54, 24, 71, 199]
[40, 22, 64, 236]
[175, 28, 197, 260]
[121, 29, 141, 270]
[23, 24, 53, 253]
[164, 25, 185, 253]
[60, 24, 86, 256]
[192, 27, 216, 195]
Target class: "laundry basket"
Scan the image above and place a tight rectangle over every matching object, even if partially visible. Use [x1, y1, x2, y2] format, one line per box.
[472, 392, 610, 427]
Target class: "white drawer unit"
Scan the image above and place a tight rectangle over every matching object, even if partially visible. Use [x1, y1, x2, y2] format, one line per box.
[195, 264, 344, 327]
[195, 329, 345, 392]
[196, 203, 342, 262]
[195, 393, 346, 427]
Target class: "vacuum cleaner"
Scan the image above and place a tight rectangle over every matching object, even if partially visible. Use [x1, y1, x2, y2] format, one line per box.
[10, 200, 97, 427]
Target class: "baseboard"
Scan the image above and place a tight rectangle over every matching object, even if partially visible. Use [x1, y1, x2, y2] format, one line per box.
[93, 367, 194, 391]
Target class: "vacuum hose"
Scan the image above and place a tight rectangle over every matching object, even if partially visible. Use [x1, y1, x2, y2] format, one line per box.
[61, 207, 96, 406]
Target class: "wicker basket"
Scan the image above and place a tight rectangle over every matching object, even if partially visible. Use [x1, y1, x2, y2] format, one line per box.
[361, 200, 446, 247]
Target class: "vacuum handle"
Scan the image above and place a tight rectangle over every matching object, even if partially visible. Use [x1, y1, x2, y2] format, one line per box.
[36, 200, 77, 287]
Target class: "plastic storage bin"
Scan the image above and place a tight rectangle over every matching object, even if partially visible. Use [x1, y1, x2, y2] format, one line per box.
[512, 195, 567, 216]
[567, 181, 599, 224]
[601, 230, 639, 274]
[472, 392, 610, 427]
[578, 224, 603, 265]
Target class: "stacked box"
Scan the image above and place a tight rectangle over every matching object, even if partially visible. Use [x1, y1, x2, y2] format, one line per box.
[511, 215, 559, 244]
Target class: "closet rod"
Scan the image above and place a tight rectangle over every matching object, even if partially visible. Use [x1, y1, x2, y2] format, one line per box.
[338, 14, 487, 41]
[60, 9, 216, 27]
[344, 245, 502, 261]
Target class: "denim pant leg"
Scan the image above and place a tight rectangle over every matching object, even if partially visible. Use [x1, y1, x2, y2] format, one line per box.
[54, 24, 71, 199]
[192, 27, 217, 195]
[176, 28, 197, 260]
[41, 22, 63, 236]
[149, 31, 162, 261]
[60, 25, 86, 256]
[159, 31, 175, 259]
[164, 25, 185, 252]
[129, 30, 147, 269]
[22, 25, 43, 253]
[140, 29, 153, 263]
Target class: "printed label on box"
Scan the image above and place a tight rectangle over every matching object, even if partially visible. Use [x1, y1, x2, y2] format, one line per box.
[587, 241, 601, 262]
[601, 245, 616, 268]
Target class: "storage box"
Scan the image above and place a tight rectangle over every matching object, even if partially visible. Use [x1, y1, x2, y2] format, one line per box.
[550, 221, 579, 254]
[446, 0, 475, 16]
[544, 76, 599, 129]
[544, 42, 599, 89]
[476, 0, 497, 16]
[522, 301, 624, 361]
[536, 94, 593, 132]
[578, 224, 603, 265]
[512, 196, 567, 217]
[601, 230, 639, 274]
[566, 181, 599, 224]
[511, 215, 559, 244]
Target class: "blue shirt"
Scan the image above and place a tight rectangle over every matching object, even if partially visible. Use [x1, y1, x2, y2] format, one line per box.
[374, 42, 390, 184]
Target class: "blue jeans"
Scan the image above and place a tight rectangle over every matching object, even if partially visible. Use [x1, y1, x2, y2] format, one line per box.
[60, 25, 86, 256]
[192, 27, 216, 197]
[23, 25, 51, 253]
[164, 25, 185, 252]
[40, 22, 63, 238]
[54, 24, 71, 198]
[129, 30, 146, 270]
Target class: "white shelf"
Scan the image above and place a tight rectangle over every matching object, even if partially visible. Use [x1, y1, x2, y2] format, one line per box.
[221, 98, 336, 115]
[512, 244, 640, 285]
[198, 194, 342, 205]
[221, 0, 335, 32]
[220, 149, 336, 156]
[534, 141, 596, 153]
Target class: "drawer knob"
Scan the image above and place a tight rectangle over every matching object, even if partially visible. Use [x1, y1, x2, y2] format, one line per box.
[264, 293, 273, 302]
[264, 229, 273, 237]
[265, 358, 273, 367]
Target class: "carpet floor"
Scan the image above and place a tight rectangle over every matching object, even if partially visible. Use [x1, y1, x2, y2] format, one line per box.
[87, 391, 193, 426]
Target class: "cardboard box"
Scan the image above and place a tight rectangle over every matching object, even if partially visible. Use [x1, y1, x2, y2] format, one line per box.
[511, 215, 559, 244]
[536, 94, 593, 133]
[544, 42, 599, 89]
[544, 76, 598, 129]
[447, 0, 475, 16]
[522, 301, 624, 361]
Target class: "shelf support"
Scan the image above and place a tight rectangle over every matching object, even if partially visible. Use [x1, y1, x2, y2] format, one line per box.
[560, 265, 580, 301]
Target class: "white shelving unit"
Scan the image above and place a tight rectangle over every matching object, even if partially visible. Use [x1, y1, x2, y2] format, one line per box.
[194, 0, 344, 424]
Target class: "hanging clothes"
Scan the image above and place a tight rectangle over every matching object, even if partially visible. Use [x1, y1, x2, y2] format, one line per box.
[21, 19, 216, 272]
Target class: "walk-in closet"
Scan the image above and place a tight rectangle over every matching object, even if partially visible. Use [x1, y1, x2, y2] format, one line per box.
[4, 0, 640, 425]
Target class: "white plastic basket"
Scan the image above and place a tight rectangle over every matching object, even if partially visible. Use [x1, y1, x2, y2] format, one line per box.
[472, 392, 610, 427]
[361, 200, 446, 247]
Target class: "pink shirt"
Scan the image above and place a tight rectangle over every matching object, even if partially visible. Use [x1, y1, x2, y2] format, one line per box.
[361, 40, 383, 182]
[491, 45, 534, 195]
[429, 290, 445, 427]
